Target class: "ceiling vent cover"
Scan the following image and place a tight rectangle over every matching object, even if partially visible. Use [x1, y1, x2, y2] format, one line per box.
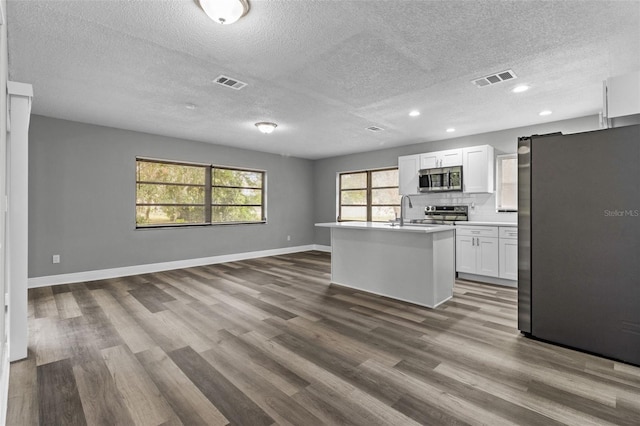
[366, 126, 385, 132]
[214, 75, 248, 90]
[472, 69, 517, 88]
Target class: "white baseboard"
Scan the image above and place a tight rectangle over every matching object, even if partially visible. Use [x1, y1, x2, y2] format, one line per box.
[0, 345, 9, 426]
[28, 244, 330, 288]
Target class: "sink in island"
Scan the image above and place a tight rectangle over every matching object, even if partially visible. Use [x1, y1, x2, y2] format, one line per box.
[315, 222, 456, 308]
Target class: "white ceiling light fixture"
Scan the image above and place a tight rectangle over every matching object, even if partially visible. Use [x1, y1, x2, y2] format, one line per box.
[199, 0, 250, 25]
[446, 128, 455, 133]
[539, 110, 552, 116]
[255, 122, 277, 134]
[409, 110, 420, 117]
[512, 85, 530, 93]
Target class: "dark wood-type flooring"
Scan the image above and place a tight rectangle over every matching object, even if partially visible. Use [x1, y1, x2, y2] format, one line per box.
[7, 251, 640, 425]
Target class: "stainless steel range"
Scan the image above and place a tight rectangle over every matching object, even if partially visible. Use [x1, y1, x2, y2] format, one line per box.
[410, 205, 468, 225]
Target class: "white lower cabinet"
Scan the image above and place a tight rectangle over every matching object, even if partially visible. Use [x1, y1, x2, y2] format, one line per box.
[455, 226, 499, 278]
[499, 227, 518, 280]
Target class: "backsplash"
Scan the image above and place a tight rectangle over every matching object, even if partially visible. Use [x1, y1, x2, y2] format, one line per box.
[403, 192, 517, 223]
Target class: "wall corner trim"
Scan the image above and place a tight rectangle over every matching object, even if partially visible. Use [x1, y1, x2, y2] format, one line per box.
[0, 347, 9, 426]
[6, 81, 33, 97]
[27, 245, 330, 288]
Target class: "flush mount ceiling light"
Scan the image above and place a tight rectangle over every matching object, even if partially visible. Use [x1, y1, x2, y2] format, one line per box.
[255, 122, 277, 134]
[512, 85, 530, 93]
[446, 128, 456, 133]
[409, 110, 420, 117]
[539, 110, 552, 116]
[199, 0, 250, 25]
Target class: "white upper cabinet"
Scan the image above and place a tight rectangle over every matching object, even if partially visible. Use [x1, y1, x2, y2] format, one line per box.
[419, 148, 462, 169]
[605, 71, 640, 118]
[398, 145, 493, 195]
[462, 145, 494, 193]
[398, 154, 420, 195]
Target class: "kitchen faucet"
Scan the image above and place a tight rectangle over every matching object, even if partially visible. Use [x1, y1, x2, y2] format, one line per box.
[399, 195, 413, 226]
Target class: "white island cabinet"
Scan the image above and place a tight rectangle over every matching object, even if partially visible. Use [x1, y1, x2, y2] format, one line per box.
[315, 222, 456, 308]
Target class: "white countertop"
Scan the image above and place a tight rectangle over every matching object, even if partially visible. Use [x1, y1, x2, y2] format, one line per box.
[457, 221, 517, 227]
[315, 222, 455, 234]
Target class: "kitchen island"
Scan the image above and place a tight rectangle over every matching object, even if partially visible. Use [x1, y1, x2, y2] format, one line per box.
[315, 222, 455, 308]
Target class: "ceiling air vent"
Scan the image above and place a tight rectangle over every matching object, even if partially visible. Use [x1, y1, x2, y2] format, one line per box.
[472, 69, 517, 88]
[366, 126, 384, 132]
[214, 75, 248, 90]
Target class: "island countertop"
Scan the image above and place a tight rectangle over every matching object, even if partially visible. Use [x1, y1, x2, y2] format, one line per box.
[315, 221, 455, 234]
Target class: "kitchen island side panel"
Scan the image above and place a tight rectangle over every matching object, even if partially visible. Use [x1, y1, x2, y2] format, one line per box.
[433, 231, 455, 305]
[329, 227, 454, 308]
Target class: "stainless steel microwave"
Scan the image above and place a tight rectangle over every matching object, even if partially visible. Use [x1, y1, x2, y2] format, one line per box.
[418, 166, 463, 192]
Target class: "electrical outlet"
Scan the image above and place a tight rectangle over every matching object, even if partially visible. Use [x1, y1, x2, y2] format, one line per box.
[52, 254, 60, 264]
[287, 235, 291, 241]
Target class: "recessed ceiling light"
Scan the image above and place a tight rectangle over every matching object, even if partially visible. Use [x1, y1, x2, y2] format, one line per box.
[539, 110, 552, 116]
[446, 128, 455, 133]
[512, 85, 529, 93]
[409, 110, 420, 117]
[255, 122, 278, 134]
[185, 103, 196, 110]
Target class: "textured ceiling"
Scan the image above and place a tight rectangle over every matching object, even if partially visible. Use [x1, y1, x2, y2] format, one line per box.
[7, 0, 640, 159]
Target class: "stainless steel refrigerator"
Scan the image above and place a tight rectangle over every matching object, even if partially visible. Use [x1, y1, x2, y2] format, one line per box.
[518, 124, 640, 366]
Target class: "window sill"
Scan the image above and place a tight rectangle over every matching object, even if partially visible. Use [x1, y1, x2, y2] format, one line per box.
[135, 221, 267, 230]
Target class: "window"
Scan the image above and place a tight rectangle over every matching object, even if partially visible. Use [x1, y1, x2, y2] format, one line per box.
[212, 167, 265, 224]
[496, 154, 517, 212]
[136, 158, 265, 227]
[338, 168, 400, 222]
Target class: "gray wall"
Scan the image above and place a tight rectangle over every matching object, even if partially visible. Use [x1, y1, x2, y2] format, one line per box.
[313, 115, 601, 245]
[29, 115, 315, 278]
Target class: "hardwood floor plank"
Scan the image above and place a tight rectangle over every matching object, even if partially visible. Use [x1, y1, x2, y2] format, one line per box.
[527, 379, 640, 426]
[199, 344, 323, 426]
[391, 393, 470, 426]
[54, 291, 83, 319]
[136, 347, 229, 426]
[71, 287, 124, 351]
[239, 330, 422, 425]
[128, 283, 176, 313]
[168, 346, 274, 426]
[37, 359, 87, 426]
[7, 356, 38, 426]
[216, 329, 311, 396]
[72, 360, 136, 426]
[31, 287, 58, 319]
[31, 317, 72, 366]
[291, 386, 361, 426]
[91, 289, 157, 354]
[101, 345, 177, 426]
